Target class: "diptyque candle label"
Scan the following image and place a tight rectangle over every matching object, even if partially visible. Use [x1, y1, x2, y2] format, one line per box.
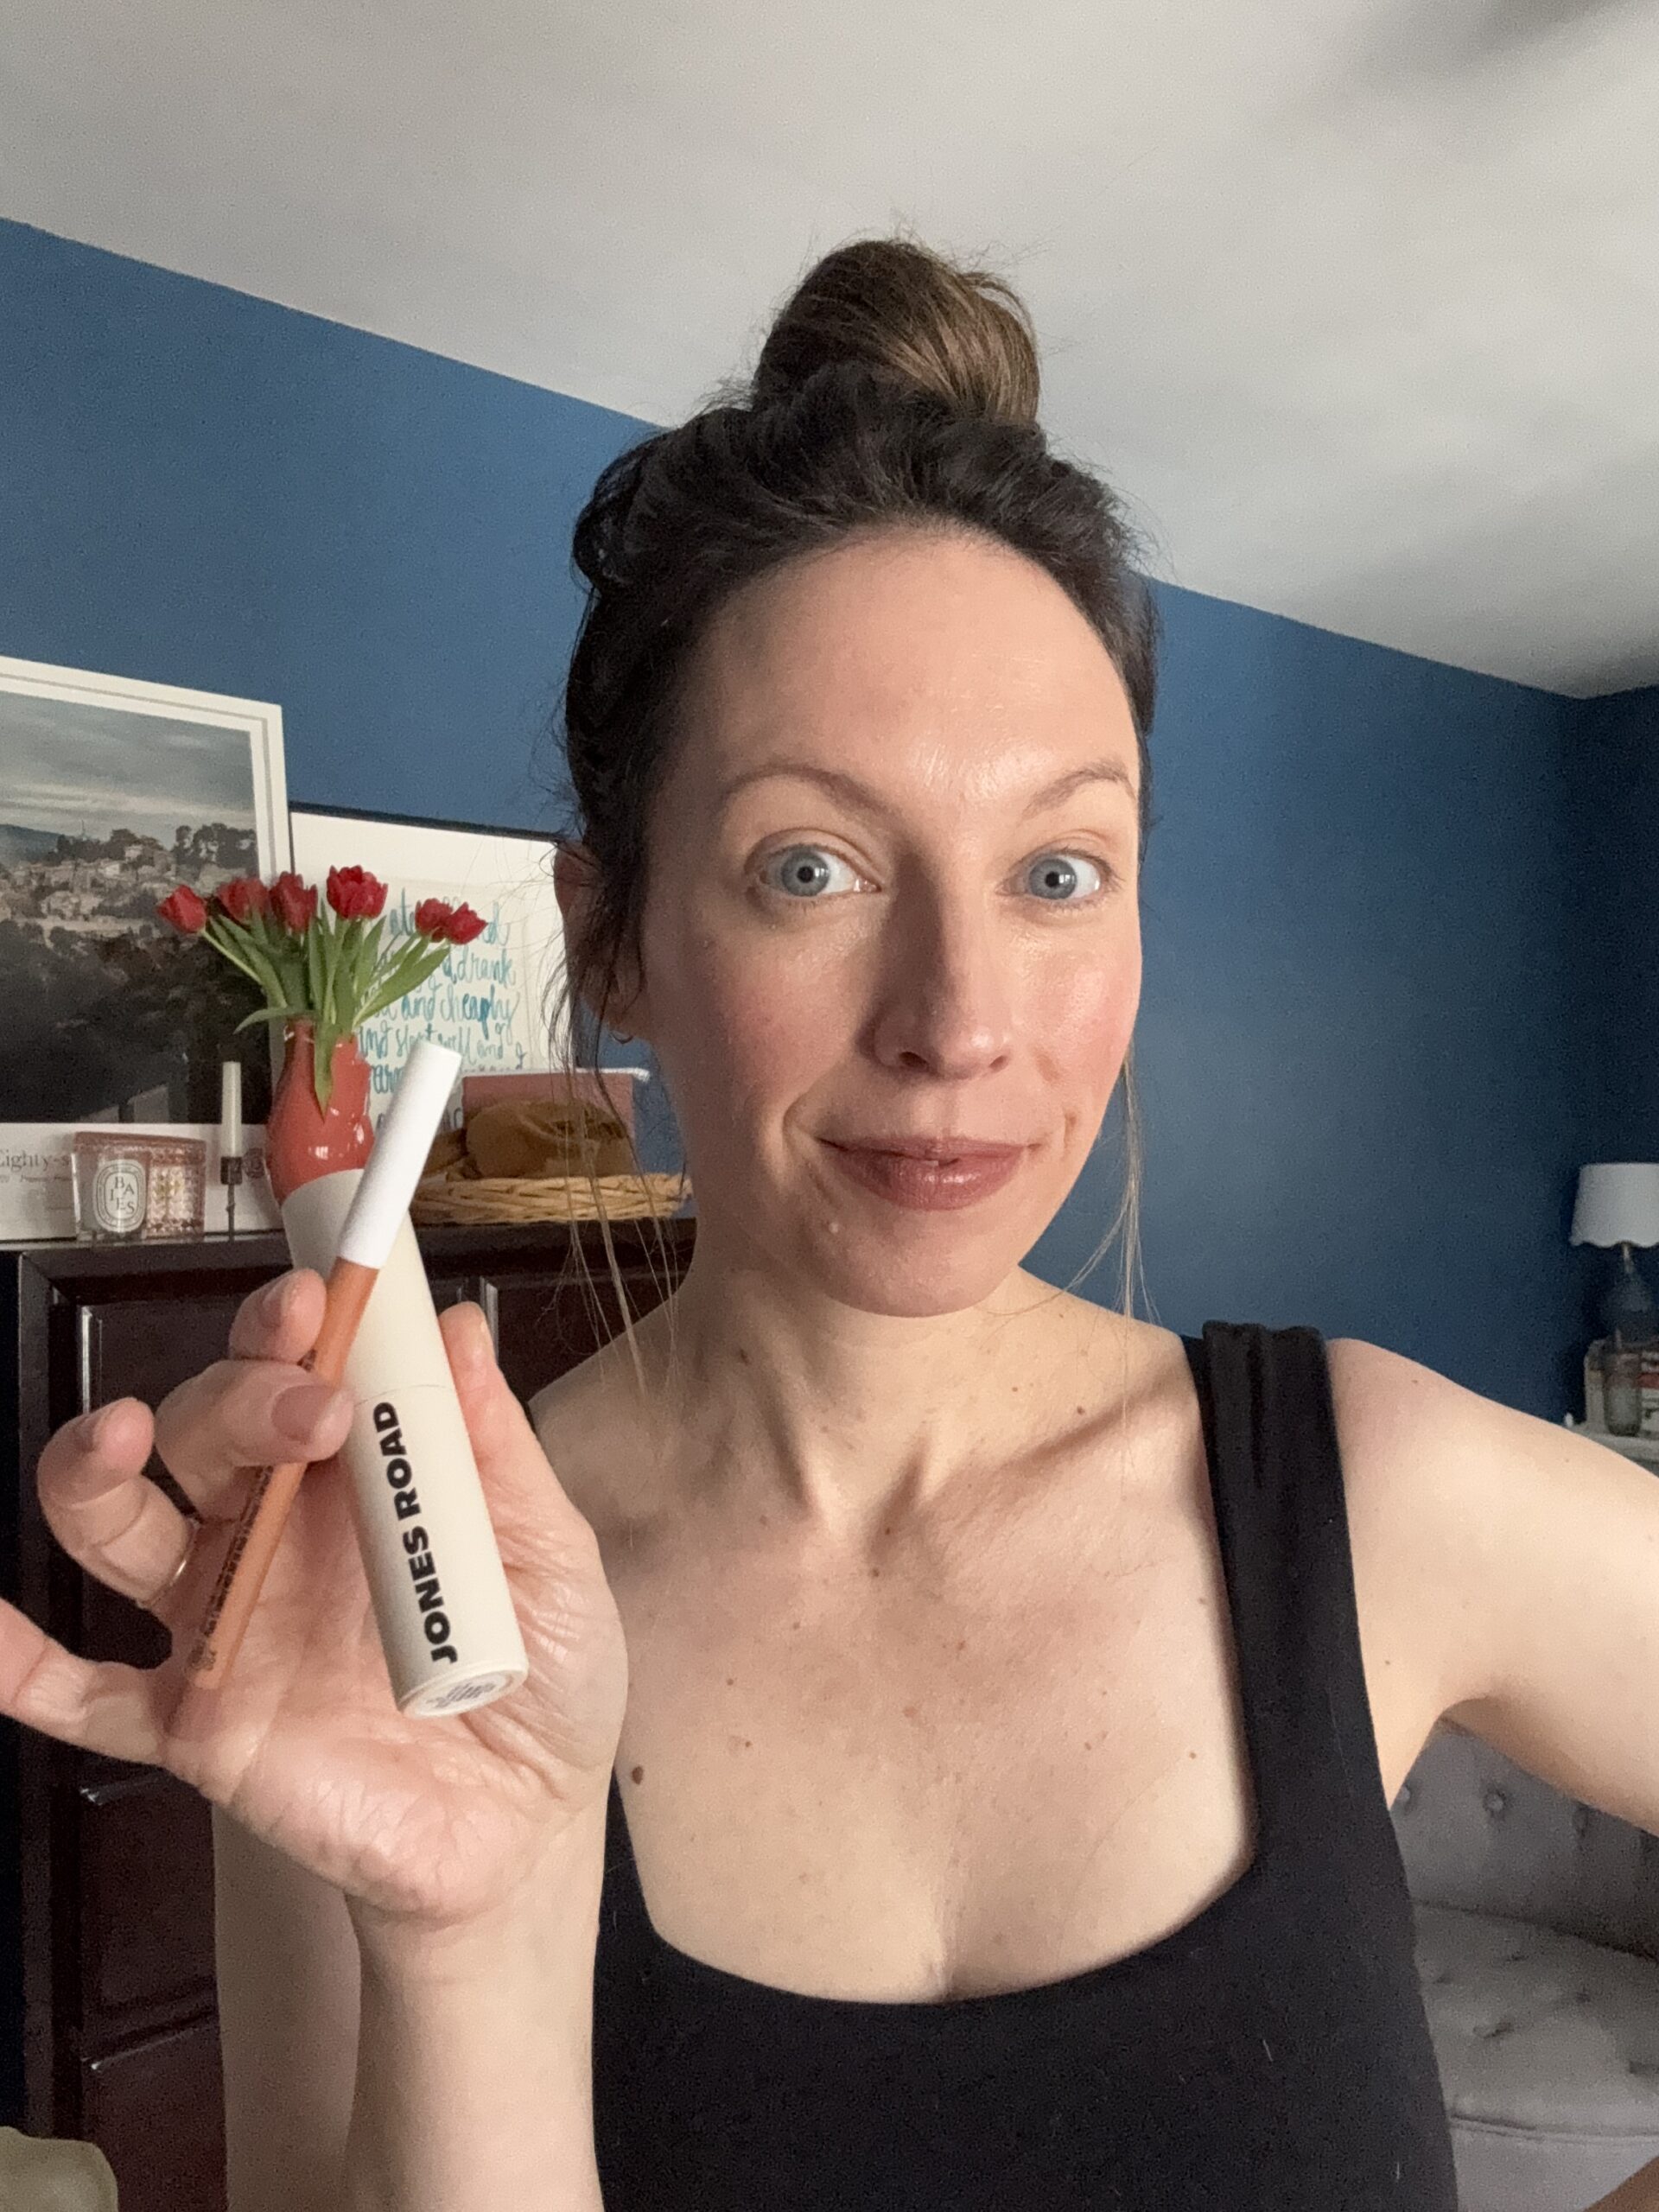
[373, 1400, 461, 1667]
[92, 1155, 147, 1234]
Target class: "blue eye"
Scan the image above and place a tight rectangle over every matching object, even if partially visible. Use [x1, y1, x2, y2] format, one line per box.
[1025, 852, 1109, 902]
[760, 845, 860, 899]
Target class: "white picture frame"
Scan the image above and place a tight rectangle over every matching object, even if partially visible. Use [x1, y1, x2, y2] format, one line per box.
[287, 806, 569, 1122]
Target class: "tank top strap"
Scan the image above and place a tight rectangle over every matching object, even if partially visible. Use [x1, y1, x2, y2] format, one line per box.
[600, 1768, 661, 1990]
[1180, 1320, 1396, 1859]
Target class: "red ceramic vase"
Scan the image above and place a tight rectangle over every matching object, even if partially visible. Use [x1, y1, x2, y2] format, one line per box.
[264, 1021, 373, 1206]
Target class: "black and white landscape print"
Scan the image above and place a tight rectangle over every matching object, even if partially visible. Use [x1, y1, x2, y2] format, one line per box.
[0, 678, 283, 1122]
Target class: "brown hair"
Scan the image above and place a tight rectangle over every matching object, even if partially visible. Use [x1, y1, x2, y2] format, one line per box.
[543, 230, 1161, 1381]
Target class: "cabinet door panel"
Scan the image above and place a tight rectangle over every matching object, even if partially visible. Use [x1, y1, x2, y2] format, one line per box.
[80, 1278, 474, 1420]
[82, 2013, 224, 2212]
[80, 1296, 248, 1414]
[79, 1769, 214, 2029]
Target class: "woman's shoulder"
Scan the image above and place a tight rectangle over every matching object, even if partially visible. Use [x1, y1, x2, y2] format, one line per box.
[525, 1312, 676, 1545]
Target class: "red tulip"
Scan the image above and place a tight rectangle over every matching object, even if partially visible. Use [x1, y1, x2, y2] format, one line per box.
[413, 897, 455, 938]
[327, 865, 387, 921]
[410, 897, 486, 944]
[156, 885, 208, 934]
[216, 874, 271, 925]
[442, 902, 486, 945]
[270, 872, 318, 933]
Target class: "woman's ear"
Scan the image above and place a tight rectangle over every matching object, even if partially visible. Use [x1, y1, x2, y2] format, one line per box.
[552, 840, 651, 1045]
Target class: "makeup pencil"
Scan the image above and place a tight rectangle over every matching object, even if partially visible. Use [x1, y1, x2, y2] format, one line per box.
[182, 1039, 462, 1690]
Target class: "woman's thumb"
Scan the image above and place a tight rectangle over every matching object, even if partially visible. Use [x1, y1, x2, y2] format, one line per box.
[436, 1302, 592, 1545]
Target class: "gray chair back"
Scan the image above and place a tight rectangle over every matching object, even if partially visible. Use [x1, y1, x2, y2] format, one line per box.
[1390, 1720, 1659, 1967]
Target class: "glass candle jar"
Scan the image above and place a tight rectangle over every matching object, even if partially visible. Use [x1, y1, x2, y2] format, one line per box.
[139, 1135, 207, 1239]
[71, 1131, 207, 1243]
[71, 1135, 149, 1243]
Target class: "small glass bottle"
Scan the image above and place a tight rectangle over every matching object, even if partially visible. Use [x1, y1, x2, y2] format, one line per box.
[1584, 1337, 1608, 1429]
[1605, 1343, 1643, 1436]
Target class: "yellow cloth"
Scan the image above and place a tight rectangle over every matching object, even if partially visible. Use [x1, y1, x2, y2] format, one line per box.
[0, 2128, 118, 2210]
[423, 1096, 635, 1183]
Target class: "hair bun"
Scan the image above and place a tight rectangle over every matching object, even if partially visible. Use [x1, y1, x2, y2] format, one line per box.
[749, 235, 1041, 427]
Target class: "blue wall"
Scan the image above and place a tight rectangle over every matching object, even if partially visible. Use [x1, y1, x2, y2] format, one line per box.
[1558, 682, 1659, 1351]
[0, 226, 627, 834]
[1567, 685, 1658, 1163]
[0, 216, 1631, 1416]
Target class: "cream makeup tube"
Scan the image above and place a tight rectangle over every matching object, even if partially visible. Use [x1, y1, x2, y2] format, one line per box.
[281, 1165, 531, 1719]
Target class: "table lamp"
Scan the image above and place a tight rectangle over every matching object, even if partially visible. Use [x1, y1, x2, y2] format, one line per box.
[1570, 1162, 1659, 1343]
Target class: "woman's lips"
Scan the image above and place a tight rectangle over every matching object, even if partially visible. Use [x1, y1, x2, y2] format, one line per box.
[819, 1140, 1025, 1211]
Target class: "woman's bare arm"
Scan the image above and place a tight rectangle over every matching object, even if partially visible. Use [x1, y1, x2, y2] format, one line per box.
[215, 1730, 612, 2212]
[213, 1808, 361, 2212]
[342, 1805, 608, 2212]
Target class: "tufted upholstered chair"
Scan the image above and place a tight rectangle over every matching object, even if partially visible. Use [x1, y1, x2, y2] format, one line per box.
[1389, 1719, 1659, 2210]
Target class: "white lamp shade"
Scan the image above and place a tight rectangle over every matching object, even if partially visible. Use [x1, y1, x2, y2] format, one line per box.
[1570, 1162, 1659, 1247]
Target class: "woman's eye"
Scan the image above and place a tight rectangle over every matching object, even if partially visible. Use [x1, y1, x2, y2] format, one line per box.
[1024, 851, 1112, 902]
[759, 845, 861, 899]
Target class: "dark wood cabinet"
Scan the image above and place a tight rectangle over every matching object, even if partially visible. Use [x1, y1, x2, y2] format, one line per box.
[0, 1217, 695, 2212]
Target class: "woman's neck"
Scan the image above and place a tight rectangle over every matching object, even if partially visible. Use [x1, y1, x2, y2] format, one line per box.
[624, 1248, 1124, 1545]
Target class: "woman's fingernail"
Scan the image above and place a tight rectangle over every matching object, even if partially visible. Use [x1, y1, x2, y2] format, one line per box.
[78, 1402, 120, 1449]
[273, 1380, 347, 1442]
[461, 1305, 499, 1368]
[257, 1274, 294, 1325]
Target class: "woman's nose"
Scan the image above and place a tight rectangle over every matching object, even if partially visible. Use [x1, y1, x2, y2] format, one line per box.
[865, 899, 1014, 1078]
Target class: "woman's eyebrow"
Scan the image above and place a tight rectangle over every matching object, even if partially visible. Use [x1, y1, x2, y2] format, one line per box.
[714, 755, 1137, 817]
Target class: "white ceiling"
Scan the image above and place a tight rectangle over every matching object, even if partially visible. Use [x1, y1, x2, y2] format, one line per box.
[3, 0, 1656, 698]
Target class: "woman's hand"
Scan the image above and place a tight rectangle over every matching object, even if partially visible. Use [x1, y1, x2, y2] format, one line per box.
[4, 1269, 629, 1942]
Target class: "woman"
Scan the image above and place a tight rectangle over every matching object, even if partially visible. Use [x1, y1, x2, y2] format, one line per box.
[11, 237, 1659, 2211]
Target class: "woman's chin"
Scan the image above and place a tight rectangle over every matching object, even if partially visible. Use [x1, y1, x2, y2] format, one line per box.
[798, 1218, 1021, 1319]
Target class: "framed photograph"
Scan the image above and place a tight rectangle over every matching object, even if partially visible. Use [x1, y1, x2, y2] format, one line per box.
[0, 656, 290, 1150]
[288, 806, 569, 1122]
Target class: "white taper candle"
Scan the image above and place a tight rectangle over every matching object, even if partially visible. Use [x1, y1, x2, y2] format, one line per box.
[219, 1060, 242, 1157]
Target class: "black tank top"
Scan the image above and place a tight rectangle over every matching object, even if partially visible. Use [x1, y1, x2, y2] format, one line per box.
[591, 1320, 1459, 2209]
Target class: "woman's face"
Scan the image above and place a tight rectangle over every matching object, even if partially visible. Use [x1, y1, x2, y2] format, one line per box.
[581, 525, 1143, 1319]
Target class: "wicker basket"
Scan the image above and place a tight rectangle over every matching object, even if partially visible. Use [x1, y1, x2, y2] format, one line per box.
[410, 1168, 691, 1226]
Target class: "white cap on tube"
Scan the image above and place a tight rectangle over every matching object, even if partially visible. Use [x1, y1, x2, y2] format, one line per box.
[335, 1039, 463, 1270]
